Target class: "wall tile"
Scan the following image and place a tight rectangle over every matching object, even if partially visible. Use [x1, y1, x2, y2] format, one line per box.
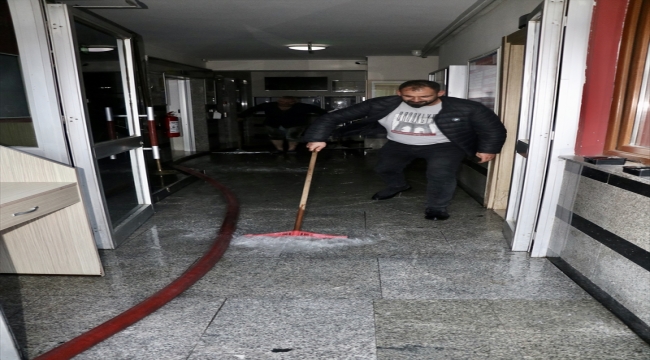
[558, 226, 603, 279]
[591, 246, 650, 326]
[548, 212, 571, 257]
[573, 177, 650, 252]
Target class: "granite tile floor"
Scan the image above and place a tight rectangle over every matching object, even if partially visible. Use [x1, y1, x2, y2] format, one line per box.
[1, 150, 649, 359]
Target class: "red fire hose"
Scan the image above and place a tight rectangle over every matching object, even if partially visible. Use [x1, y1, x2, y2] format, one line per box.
[34, 164, 239, 360]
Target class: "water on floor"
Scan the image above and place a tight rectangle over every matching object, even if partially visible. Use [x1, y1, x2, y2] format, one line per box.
[1, 150, 649, 359]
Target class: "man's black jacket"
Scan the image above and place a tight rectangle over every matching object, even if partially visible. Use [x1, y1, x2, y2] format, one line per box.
[302, 96, 507, 156]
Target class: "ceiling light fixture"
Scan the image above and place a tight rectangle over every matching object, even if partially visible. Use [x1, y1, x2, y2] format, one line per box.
[80, 45, 116, 53]
[288, 42, 327, 54]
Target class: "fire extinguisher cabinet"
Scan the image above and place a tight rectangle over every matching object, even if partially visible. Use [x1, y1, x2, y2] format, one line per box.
[164, 112, 181, 138]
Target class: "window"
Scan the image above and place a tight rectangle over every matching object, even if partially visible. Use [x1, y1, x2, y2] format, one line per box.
[0, 0, 37, 147]
[468, 50, 499, 112]
[605, 0, 650, 164]
[369, 81, 402, 98]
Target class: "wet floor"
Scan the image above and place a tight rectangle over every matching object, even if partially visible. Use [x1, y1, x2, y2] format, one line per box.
[1, 150, 649, 359]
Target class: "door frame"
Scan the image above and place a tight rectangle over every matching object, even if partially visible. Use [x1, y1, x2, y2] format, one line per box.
[504, 0, 594, 255]
[46, 4, 153, 249]
[504, 0, 566, 252]
[530, 0, 595, 256]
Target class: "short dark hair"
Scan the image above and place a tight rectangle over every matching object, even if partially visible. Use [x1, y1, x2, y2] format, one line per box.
[279, 96, 298, 101]
[399, 80, 441, 92]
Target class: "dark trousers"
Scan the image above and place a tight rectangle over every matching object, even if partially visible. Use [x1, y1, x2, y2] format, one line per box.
[375, 141, 467, 209]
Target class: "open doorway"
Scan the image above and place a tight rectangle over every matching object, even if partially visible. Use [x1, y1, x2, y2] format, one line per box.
[165, 77, 196, 155]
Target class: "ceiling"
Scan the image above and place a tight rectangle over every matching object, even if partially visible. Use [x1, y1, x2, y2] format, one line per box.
[60, 0, 481, 61]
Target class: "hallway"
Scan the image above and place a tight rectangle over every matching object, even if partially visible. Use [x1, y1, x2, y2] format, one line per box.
[1, 151, 649, 359]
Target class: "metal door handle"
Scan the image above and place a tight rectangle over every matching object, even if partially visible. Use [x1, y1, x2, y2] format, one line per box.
[13, 206, 39, 216]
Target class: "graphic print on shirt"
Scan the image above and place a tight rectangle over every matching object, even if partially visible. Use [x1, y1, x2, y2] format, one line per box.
[391, 111, 439, 136]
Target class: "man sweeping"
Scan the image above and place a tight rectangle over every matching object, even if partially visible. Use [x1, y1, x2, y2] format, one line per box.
[303, 80, 506, 221]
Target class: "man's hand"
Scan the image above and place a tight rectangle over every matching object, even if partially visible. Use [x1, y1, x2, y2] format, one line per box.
[306, 142, 327, 152]
[476, 152, 496, 163]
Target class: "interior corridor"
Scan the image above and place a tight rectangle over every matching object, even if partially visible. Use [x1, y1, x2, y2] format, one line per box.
[1, 151, 649, 359]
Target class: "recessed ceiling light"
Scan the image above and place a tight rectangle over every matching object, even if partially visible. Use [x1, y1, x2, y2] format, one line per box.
[288, 45, 327, 51]
[287, 42, 327, 52]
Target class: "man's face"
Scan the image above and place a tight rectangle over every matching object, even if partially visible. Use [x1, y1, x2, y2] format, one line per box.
[398, 87, 445, 108]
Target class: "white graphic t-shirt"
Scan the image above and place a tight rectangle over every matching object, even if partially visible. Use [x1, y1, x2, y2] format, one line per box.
[378, 102, 450, 145]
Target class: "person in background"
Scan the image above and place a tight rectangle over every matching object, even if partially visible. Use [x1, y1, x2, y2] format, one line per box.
[238, 96, 327, 153]
[303, 80, 506, 221]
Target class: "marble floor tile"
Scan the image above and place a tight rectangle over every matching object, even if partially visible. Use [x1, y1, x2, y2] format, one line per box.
[492, 330, 650, 359]
[186, 257, 381, 299]
[378, 256, 591, 300]
[374, 298, 636, 359]
[106, 228, 215, 258]
[374, 300, 502, 333]
[189, 299, 376, 359]
[271, 258, 381, 299]
[189, 348, 376, 359]
[74, 295, 226, 360]
[377, 329, 497, 360]
[8, 295, 143, 358]
[183, 257, 281, 298]
[490, 299, 632, 333]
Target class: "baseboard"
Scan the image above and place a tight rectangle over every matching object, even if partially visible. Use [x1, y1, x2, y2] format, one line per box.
[547, 257, 650, 345]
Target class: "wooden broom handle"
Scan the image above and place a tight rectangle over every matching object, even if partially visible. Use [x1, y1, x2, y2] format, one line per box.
[293, 151, 318, 231]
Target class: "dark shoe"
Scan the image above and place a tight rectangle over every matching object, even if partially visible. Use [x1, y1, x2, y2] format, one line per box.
[371, 185, 411, 200]
[425, 208, 450, 221]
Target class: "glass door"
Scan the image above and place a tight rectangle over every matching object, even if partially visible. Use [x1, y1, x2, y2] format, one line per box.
[47, 5, 153, 249]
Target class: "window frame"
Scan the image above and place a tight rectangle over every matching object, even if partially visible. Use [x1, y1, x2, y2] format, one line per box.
[605, 0, 650, 164]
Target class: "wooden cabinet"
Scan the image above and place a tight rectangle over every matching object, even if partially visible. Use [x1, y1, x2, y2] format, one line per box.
[0, 146, 103, 275]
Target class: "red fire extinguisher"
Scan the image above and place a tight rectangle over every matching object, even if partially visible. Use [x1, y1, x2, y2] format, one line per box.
[164, 111, 181, 138]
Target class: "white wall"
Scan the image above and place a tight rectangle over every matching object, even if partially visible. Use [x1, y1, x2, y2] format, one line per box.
[206, 60, 366, 71]
[438, 0, 540, 67]
[367, 56, 439, 81]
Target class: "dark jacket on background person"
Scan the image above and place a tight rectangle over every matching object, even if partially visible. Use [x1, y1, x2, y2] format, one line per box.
[238, 102, 328, 128]
[303, 96, 507, 156]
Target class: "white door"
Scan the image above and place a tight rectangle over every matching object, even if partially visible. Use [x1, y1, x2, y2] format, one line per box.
[504, 0, 567, 251]
[47, 5, 153, 249]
